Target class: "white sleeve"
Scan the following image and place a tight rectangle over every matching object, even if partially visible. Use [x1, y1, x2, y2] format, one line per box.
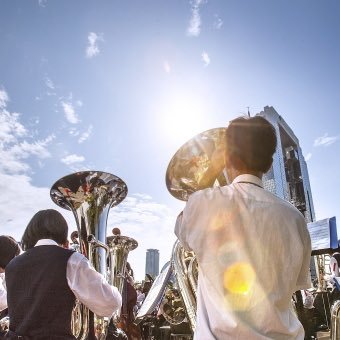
[331, 256, 340, 277]
[295, 218, 312, 291]
[0, 274, 7, 311]
[66, 252, 122, 317]
[174, 192, 202, 252]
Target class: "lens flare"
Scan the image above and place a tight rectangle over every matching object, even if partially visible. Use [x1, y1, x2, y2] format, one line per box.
[223, 262, 256, 295]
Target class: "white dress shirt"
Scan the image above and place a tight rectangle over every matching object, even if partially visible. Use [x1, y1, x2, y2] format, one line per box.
[0, 273, 6, 311]
[175, 174, 312, 340]
[35, 239, 122, 317]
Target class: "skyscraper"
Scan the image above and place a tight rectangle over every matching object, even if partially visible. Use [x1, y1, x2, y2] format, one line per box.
[145, 248, 159, 278]
[257, 106, 315, 223]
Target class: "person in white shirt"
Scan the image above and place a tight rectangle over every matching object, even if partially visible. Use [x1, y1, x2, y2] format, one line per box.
[175, 116, 312, 340]
[5, 209, 122, 339]
[0, 235, 20, 312]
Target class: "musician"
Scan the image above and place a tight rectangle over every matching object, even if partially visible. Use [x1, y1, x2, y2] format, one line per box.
[175, 116, 312, 339]
[5, 209, 122, 340]
[0, 236, 20, 312]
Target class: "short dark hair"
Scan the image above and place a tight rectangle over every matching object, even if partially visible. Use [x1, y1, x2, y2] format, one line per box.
[0, 235, 20, 268]
[21, 209, 68, 250]
[226, 116, 277, 173]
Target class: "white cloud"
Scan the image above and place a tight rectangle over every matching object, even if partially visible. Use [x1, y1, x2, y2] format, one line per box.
[38, 0, 47, 7]
[213, 15, 223, 29]
[187, 0, 206, 37]
[78, 125, 93, 143]
[9, 139, 53, 159]
[86, 32, 104, 58]
[163, 61, 171, 74]
[61, 101, 79, 124]
[69, 128, 80, 137]
[305, 153, 312, 161]
[0, 111, 26, 144]
[45, 76, 55, 90]
[61, 154, 85, 165]
[314, 133, 339, 147]
[0, 173, 74, 239]
[201, 51, 210, 66]
[0, 88, 9, 108]
[0, 88, 54, 174]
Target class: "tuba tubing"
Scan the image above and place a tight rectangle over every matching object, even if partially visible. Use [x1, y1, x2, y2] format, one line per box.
[172, 240, 197, 333]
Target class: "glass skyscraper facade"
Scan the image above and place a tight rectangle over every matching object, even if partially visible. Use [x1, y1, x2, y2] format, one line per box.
[145, 248, 160, 278]
[257, 106, 315, 223]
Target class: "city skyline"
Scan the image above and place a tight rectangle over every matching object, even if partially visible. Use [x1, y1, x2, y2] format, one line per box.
[0, 0, 339, 280]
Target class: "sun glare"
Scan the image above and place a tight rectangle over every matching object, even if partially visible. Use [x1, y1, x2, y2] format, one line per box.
[160, 94, 210, 146]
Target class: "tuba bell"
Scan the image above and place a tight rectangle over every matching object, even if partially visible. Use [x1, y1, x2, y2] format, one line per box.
[50, 170, 127, 340]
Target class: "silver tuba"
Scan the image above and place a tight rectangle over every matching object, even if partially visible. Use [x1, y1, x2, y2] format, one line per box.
[106, 228, 138, 299]
[165, 127, 228, 333]
[50, 170, 127, 340]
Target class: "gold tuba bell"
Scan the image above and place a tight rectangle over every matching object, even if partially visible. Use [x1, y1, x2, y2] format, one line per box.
[50, 170, 127, 340]
[165, 127, 228, 333]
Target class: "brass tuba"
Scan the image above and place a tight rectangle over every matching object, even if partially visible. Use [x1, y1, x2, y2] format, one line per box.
[50, 170, 127, 340]
[165, 127, 228, 333]
[106, 228, 138, 300]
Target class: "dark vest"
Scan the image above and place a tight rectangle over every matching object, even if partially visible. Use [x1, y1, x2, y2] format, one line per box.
[5, 245, 76, 340]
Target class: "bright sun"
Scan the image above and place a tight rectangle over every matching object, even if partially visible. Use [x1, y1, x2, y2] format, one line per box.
[160, 93, 210, 146]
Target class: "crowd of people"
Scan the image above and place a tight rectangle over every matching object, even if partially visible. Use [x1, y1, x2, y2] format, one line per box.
[0, 115, 329, 340]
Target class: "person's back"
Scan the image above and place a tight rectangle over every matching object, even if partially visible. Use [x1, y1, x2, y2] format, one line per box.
[6, 245, 76, 339]
[175, 116, 312, 339]
[4, 209, 122, 340]
[181, 176, 311, 339]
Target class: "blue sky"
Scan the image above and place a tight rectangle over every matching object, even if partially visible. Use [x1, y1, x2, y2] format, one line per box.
[0, 0, 339, 280]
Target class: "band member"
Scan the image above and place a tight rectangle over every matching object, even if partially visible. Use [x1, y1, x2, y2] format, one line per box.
[175, 116, 312, 339]
[5, 209, 122, 339]
[330, 252, 340, 280]
[0, 236, 20, 312]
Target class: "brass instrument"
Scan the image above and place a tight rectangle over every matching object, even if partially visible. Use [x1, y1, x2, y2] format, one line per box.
[50, 171, 127, 340]
[166, 127, 227, 201]
[331, 300, 340, 340]
[165, 241, 197, 330]
[107, 228, 138, 299]
[0, 316, 9, 334]
[106, 228, 139, 339]
[164, 127, 228, 334]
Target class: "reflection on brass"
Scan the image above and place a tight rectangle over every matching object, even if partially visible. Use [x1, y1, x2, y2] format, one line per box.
[331, 300, 340, 340]
[166, 127, 227, 201]
[50, 171, 127, 340]
[107, 230, 138, 299]
[162, 285, 187, 325]
[172, 240, 197, 332]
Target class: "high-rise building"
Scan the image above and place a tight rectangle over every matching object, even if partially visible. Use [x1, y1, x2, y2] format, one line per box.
[145, 249, 160, 278]
[257, 106, 315, 223]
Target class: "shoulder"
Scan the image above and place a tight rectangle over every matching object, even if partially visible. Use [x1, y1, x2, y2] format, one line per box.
[5, 251, 26, 271]
[68, 251, 87, 266]
[188, 185, 232, 204]
[261, 188, 303, 215]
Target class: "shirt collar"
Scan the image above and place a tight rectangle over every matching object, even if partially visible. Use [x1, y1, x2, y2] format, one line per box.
[232, 174, 263, 188]
[34, 239, 59, 247]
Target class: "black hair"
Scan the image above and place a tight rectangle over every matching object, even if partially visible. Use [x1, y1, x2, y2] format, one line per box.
[226, 116, 277, 173]
[21, 209, 68, 250]
[0, 235, 20, 268]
